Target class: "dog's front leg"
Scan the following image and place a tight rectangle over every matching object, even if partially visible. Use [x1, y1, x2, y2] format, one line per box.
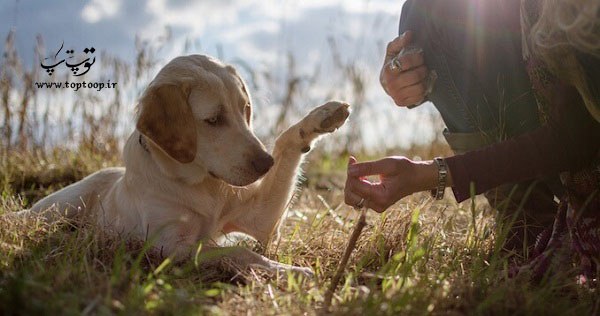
[231, 101, 350, 244]
[151, 223, 314, 277]
[197, 245, 315, 277]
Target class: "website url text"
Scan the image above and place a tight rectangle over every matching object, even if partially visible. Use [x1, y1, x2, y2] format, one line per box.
[34, 80, 117, 92]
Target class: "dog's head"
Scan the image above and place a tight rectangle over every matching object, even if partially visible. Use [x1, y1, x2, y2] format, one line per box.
[136, 55, 273, 186]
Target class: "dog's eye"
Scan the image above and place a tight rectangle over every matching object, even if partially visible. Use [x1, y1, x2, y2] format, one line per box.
[205, 115, 223, 126]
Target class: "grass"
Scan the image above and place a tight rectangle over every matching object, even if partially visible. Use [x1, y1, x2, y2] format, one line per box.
[1, 26, 598, 315]
[1, 148, 599, 316]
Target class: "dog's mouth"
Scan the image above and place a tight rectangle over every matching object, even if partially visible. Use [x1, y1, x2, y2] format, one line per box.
[208, 168, 264, 187]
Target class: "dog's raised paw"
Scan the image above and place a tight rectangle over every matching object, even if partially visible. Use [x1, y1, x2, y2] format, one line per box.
[319, 101, 350, 131]
[304, 101, 350, 134]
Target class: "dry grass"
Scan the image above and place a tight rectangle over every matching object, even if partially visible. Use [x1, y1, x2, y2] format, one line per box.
[2, 28, 599, 316]
[1, 149, 599, 315]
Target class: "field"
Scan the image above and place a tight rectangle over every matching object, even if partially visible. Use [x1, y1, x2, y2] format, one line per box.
[1, 147, 599, 315]
[1, 29, 599, 316]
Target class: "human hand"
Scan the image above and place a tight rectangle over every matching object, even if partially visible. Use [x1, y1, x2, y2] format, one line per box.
[344, 156, 438, 213]
[380, 31, 429, 107]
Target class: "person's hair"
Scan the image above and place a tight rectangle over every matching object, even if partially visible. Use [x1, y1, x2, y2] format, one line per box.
[530, 0, 600, 121]
[531, 0, 599, 57]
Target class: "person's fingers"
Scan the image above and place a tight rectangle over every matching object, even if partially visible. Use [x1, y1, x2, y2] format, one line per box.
[346, 155, 365, 180]
[400, 95, 426, 106]
[348, 155, 357, 167]
[369, 201, 389, 213]
[381, 68, 425, 103]
[382, 33, 417, 82]
[399, 51, 424, 71]
[344, 189, 363, 207]
[346, 178, 393, 213]
[385, 65, 428, 90]
[380, 31, 416, 95]
[344, 188, 388, 213]
[346, 177, 385, 202]
[348, 158, 397, 177]
[402, 81, 426, 98]
[385, 31, 413, 59]
[390, 82, 427, 107]
[345, 156, 363, 207]
[393, 51, 424, 73]
[362, 199, 387, 213]
[379, 52, 427, 94]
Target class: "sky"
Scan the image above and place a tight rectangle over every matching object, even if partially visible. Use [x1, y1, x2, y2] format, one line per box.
[2, 0, 403, 63]
[0, 0, 440, 151]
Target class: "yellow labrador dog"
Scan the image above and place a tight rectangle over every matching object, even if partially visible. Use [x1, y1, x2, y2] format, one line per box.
[17, 55, 349, 276]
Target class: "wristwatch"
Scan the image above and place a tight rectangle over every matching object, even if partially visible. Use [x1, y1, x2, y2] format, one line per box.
[431, 157, 447, 200]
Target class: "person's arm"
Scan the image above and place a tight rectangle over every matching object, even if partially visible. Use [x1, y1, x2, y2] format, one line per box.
[446, 82, 600, 202]
[345, 81, 599, 211]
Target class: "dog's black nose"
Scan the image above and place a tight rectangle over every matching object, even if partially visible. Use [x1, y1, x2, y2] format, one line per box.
[252, 153, 274, 174]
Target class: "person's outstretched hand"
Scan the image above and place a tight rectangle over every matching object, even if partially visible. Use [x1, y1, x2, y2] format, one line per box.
[380, 31, 429, 107]
[344, 156, 439, 213]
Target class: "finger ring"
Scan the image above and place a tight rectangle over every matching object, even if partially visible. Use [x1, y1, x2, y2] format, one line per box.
[388, 56, 402, 72]
[356, 198, 365, 208]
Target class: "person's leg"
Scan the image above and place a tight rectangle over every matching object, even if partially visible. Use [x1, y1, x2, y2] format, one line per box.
[399, 0, 538, 136]
[398, 0, 560, 251]
[485, 179, 561, 252]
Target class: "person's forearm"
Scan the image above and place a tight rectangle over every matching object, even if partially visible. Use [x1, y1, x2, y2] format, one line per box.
[444, 82, 599, 202]
[410, 159, 454, 193]
[445, 116, 599, 202]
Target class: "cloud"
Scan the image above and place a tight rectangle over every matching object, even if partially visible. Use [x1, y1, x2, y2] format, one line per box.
[81, 0, 121, 24]
[1, 0, 440, 149]
[2, 0, 404, 72]
[1, 0, 165, 66]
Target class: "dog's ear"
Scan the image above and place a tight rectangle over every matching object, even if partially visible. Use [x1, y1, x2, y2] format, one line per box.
[136, 84, 197, 163]
[245, 103, 252, 125]
[226, 65, 253, 125]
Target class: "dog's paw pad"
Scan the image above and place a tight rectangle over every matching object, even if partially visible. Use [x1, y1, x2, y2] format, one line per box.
[320, 104, 350, 130]
[307, 101, 350, 134]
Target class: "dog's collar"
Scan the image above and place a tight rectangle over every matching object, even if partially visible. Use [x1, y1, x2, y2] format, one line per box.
[139, 134, 150, 153]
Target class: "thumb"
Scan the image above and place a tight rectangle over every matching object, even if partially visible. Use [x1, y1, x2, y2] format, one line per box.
[348, 158, 397, 177]
[348, 155, 357, 166]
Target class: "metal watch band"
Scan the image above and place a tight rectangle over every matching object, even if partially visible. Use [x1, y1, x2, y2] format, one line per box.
[431, 157, 447, 200]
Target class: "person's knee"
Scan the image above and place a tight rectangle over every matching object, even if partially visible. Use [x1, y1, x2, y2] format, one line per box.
[484, 182, 558, 225]
[399, 0, 470, 48]
[398, 0, 434, 35]
[401, 0, 468, 29]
